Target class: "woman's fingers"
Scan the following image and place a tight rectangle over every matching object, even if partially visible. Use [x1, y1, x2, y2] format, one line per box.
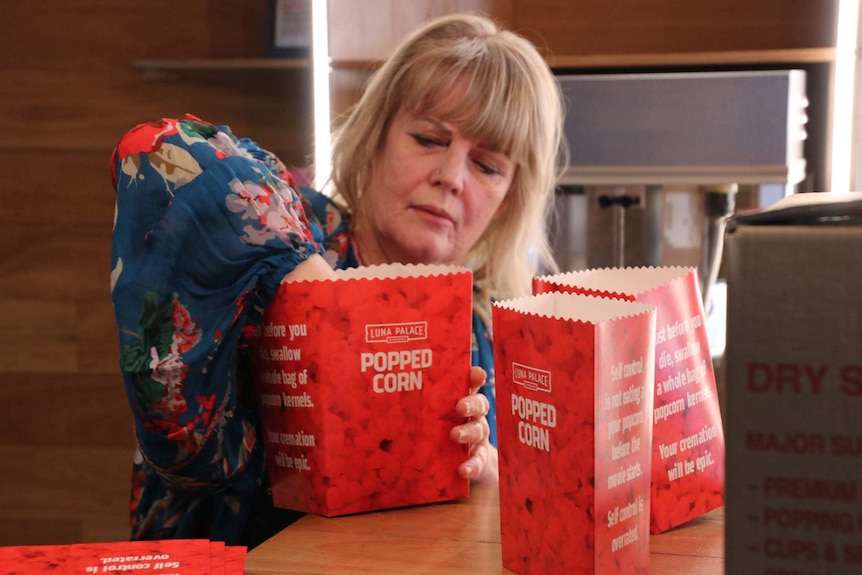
[458, 442, 499, 482]
[452, 366, 496, 480]
[469, 365, 487, 391]
[450, 417, 490, 444]
[456, 391, 490, 419]
[458, 441, 489, 479]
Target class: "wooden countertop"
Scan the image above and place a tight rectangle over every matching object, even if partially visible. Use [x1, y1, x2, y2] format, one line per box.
[245, 482, 724, 574]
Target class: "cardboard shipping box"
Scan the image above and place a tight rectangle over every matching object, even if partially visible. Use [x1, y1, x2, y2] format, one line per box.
[724, 192, 862, 574]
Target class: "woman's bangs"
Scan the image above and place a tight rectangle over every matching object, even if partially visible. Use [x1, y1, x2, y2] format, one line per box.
[398, 59, 468, 118]
[400, 56, 530, 163]
[457, 83, 530, 164]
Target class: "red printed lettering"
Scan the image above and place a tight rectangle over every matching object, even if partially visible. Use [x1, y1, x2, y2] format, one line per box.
[746, 363, 827, 394]
[840, 364, 862, 396]
[763, 538, 818, 561]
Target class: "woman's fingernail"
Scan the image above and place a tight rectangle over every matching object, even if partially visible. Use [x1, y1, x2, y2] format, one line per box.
[463, 464, 473, 476]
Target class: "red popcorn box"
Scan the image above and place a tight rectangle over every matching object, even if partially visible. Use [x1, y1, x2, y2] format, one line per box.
[252, 263, 473, 517]
[534, 267, 725, 534]
[493, 291, 656, 575]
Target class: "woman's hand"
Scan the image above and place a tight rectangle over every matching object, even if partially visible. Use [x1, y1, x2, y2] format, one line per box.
[282, 253, 338, 283]
[450, 366, 499, 483]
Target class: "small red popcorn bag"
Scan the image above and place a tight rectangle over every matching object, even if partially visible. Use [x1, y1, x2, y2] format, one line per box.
[493, 291, 656, 575]
[534, 267, 725, 534]
[252, 263, 473, 517]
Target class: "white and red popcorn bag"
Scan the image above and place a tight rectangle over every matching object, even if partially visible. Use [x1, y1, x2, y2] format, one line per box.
[252, 263, 473, 517]
[534, 267, 725, 534]
[493, 291, 655, 575]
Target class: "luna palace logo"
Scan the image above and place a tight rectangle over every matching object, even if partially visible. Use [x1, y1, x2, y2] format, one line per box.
[512, 362, 552, 393]
[365, 321, 428, 343]
[361, 321, 432, 394]
[511, 362, 556, 452]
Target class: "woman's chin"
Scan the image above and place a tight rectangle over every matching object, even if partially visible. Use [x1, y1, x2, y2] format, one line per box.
[399, 242, 453, 266]
[383, 227, 463, 266]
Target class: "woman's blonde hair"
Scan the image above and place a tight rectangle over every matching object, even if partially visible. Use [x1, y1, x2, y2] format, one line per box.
[329, 13, 566, 306]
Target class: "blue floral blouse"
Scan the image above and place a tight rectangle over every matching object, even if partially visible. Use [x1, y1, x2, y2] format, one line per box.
[110, 114, 497, 548]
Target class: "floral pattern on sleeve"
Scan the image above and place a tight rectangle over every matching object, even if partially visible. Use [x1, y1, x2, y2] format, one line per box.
[111, 114, 323, 542]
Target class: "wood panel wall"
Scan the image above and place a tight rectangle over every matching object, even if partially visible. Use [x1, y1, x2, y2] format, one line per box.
[0, 0, 838, 548]
[327, 0, 837, 63]
[505, 0, 837, 57]
[0, 0, 313, 546]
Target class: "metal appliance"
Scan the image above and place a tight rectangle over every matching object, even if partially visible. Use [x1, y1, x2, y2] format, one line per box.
[550, 70, 809, 358]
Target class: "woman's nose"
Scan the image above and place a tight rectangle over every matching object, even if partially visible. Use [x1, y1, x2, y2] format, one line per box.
[431, 149, 466, 193]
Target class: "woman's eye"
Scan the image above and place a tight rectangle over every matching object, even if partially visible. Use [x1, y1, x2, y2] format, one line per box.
[474, 159, 501, 176]
[412, 134, 441, 147]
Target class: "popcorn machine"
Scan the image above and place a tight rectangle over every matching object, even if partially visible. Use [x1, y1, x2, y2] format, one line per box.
[550, 70, 809, 358]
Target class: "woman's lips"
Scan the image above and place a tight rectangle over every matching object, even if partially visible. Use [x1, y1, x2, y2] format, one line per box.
[412, 204, 455, 225]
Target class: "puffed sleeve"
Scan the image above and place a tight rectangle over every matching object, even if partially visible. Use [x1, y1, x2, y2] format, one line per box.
[110, 114, 324, 489]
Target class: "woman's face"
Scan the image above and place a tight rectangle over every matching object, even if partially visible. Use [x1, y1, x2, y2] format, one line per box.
[355, 108, 515, 266]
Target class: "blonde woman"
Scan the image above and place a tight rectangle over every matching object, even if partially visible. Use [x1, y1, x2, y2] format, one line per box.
[110, 13, 565, 547]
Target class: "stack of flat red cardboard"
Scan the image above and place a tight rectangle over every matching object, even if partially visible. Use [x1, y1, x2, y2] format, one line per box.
[493, 291, 656, 575]
[534, 267, 725, 534]
[253, 263, 473, 517]
[0, 539, 246, 574]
